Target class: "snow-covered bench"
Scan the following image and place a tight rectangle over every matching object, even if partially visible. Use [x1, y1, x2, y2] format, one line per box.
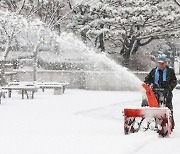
[39, 84, 63, 95]
[2, 84, 38, 99]
[37, 82, 69, 94]
[4, 81, 69, 97]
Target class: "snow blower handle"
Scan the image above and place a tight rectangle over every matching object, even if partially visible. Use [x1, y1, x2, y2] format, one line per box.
[142, 83, 159, 108]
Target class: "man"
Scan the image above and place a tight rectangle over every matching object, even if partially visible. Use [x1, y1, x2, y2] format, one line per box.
[144, 55, 177, 129]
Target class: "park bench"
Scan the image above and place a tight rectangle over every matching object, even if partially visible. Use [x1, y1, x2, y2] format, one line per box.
[37, 82, 69, 94]
[2, 83, 38, 99]
[8, 81, 69, 95]
[1, 81, 69, 99]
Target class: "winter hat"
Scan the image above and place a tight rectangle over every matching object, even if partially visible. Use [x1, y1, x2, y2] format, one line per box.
[157, 54, 167, 63]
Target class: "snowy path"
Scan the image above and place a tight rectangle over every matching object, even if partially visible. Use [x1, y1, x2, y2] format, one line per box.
[0, 89, 179, 154]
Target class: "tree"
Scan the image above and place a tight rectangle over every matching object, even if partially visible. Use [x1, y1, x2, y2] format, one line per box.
[23, 19, 45, 81]
[0, 10, 24, 85]
[0, 0, 70, 34]
[0, 10, 59, 83]
[66, 0, 180, 65]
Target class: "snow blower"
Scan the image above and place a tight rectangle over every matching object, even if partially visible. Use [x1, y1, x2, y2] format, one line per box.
[123, 83, 172, 137]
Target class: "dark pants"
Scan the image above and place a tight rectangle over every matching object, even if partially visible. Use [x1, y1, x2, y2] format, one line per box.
[166, 92, 175, 129]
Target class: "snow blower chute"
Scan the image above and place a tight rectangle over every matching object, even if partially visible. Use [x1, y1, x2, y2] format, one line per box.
[123, 83, 172, 137]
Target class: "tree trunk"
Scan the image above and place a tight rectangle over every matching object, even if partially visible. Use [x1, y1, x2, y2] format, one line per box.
[99, 32, 105, 52]
[81, 30, 87, 43]
[94, 24, 105, 52]
[122, 48, 131, 67]
[0, 39, 12, 86]
[2, 39, 11, 61]
[131, 40, 140, 55]
[120, 37, 135, 66]
[0, 60, 6, 86]
[33, 43, 39, 82]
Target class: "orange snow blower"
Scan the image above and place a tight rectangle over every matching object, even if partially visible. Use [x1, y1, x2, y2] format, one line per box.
[123, 83, 172, 137]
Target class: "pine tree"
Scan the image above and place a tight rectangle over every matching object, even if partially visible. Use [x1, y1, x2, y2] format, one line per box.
[66, 0, 180, 65]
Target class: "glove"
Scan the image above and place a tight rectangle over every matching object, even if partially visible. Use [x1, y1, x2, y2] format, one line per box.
[163, 89, 169, 97]
[163, 81, 172, 91]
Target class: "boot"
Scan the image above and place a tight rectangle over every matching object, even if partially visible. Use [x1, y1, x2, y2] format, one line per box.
[171, 111, 175, 131]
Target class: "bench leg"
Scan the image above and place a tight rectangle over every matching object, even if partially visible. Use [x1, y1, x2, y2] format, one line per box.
[63, 86, 65, 94]
[22, 90, 24, 99]
[26, 90, 29, 99]
[8, 90, 12, 98]
[32, 91, 34, 99]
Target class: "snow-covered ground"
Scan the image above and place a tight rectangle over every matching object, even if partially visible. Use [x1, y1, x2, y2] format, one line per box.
[0, 89, 180, 154]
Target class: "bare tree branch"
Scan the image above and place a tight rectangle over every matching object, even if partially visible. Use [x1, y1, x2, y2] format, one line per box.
[138, 37, 155, 46]
[68, 0, 73, 10]
[174, 0, 180, 7]
[18, 0, 26, 14]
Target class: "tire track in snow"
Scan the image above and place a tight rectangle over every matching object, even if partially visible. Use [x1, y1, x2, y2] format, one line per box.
[75, 98, 161, 154]
[75, 99, 140, 120]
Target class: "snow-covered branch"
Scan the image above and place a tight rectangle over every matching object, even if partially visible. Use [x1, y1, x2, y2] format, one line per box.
[174, 0, 180, 7]
[65, 0, 180, 57]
